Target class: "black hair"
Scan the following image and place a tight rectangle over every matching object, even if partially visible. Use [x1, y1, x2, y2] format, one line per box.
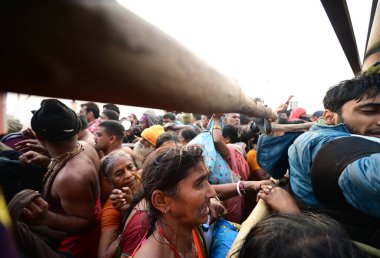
[156, 132, 179, 148]
[179, 128, 197, 142]
[103, 103, 120, 115]
[323, 73, 380, 115]
[237, 212, 367, 258]
[193, 113, 202, 121]
[99, 120, 124, 141]
[102, 109, 120, 121]
[81, 102, 100, 118]
[142, 145, 204, 237]
[31, 99, 81, 142]
[78, 114, 88, 129]
[240, 114, 252, 125]
[222, 124, 239, 143]
[162, 112, 176, 122]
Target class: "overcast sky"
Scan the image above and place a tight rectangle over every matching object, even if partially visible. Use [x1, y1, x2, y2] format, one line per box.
[117, 0, 372, 113]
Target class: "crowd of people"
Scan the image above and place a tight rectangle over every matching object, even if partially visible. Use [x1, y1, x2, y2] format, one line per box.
[1, 62, 380, 258]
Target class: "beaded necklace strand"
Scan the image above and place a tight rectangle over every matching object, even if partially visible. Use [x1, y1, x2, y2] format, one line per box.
[42, 143, 84, 199]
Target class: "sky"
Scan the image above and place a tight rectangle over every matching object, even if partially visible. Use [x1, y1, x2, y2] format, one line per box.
[5, 0, 372, 127]
[116, 0, 372, 112]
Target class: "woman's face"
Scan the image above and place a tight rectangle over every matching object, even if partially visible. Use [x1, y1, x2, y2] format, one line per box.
[109, 157, 138, 192]
[167, 161, 216, 226]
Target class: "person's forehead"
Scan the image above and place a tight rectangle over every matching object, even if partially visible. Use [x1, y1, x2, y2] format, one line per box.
[344, 95, 380, 108]
[226, 113, 239, 117]
[96, 126, 107, 134]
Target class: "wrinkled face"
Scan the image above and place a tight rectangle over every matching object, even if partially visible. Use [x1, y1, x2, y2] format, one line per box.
[109, 157, 138, 191]
[167, 161, 216, 226]
[224, 113, 240, 127]
[201, 115, 209, 129]
[340, 94, 380, 138]
[133, 141, 154, 159]
[94, 127, 112, 151]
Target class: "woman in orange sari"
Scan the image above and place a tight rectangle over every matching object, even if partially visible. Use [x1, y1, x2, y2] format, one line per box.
[133, 145, 214, 258]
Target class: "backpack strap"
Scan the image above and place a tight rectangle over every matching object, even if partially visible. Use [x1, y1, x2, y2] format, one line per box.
[311, 136, 380, 209]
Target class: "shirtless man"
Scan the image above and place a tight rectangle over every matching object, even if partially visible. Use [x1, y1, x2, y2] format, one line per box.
[21, 99, 101, 258]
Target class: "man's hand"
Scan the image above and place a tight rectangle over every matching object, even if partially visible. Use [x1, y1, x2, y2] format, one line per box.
[19, 151, 50, 167]
[21, 196, 49, 225]
[15, 139, 49, 156]
[109, 187, 133, 212]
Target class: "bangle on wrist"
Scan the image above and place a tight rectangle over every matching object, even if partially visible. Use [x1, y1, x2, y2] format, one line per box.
[213, 125, 221, 130]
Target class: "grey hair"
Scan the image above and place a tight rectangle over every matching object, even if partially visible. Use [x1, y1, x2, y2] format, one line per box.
[101, 151, 133, 179]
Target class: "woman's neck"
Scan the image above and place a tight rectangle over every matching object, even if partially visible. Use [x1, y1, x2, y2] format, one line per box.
[156, 217, 194, 257]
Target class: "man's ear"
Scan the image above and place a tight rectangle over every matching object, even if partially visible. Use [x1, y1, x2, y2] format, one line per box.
[323, 109, 337, 125]
[151, 189, 170, 214]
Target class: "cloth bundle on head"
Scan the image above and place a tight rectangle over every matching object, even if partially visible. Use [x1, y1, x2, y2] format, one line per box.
[6, 115, 23, 133]
[141, 125, 164, 147]
[182, 113, 193, 124]
[31, 99, 81, 141]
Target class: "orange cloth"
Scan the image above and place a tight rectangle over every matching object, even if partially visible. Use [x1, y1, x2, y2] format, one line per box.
[141, 125, 165, 147]
[246, 149, 262, 172]
[100, 199, 120, 231]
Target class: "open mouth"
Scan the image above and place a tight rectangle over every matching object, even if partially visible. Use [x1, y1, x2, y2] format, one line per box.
[200, 203, 210, 216]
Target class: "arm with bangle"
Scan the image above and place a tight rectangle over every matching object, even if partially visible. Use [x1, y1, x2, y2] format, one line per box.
[212, 114, 230, 160]
[212, 180, 272, 201]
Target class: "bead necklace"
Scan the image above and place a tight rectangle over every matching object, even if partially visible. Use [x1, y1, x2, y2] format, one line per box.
[42, 143, 84, 199]
[156, 221, 186, 258]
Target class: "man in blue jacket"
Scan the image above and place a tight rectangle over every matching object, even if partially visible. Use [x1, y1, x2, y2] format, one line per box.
[288, 63, 380, 247]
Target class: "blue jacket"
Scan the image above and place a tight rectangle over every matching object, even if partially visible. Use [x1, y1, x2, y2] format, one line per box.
[288, 123, 380, 219]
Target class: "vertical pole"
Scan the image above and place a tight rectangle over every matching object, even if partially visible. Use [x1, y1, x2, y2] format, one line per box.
[0, 92, 7, 135]
[363, 1, 380, 71]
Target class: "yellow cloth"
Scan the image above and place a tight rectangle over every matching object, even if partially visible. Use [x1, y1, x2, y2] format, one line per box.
[141, 125, 165, 147]
[0, 188, 12, 228]
[246, 149, 261, 172]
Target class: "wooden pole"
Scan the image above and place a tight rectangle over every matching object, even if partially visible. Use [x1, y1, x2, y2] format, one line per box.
[0, 1, 277, 120]
[227, 199, 270, 258]
[363, 1, 380, 71]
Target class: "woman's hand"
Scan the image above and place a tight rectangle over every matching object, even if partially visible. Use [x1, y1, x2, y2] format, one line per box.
[109, 187, 133, 212]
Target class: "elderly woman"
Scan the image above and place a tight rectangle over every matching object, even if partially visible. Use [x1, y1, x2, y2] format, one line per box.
[98, 151, 141, 258]
[132, 145, 215, 257]
[108, 145, 270, 257]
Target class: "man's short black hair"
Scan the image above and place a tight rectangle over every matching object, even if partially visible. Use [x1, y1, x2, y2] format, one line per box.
[156, 132, 179, 148]
[102, 110, 120, 121]
[163, 112, 176, 122]
[99, 120, 124, 141]
[81, 102, 100, 118]
[103, 103, 120, 115]
[323, 73, 380, 114]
